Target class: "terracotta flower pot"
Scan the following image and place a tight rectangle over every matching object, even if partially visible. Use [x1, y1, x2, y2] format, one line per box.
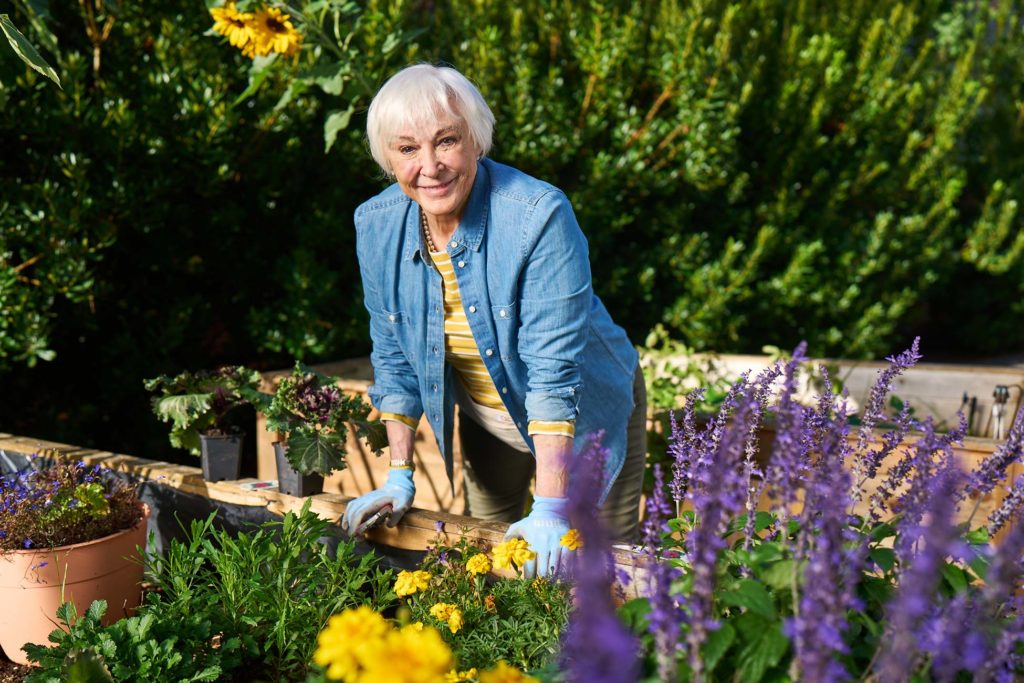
[0, 504, 150, 666]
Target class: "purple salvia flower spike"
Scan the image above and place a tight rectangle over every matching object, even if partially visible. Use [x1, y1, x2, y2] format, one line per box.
[642, 465, 685, 681]
[562, 432, 640, 683]
[876, 461, 964, 683]
[968, 402, 1024, 500]
[852, 337, 922, 497]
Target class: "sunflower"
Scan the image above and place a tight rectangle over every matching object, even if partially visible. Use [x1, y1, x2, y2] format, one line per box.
[209, 3, 254, 51]
[250, 6, 302, 57]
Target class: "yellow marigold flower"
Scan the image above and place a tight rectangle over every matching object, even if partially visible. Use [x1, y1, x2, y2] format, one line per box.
[312, 606, 389, 682]
[356, 624, 453, 683]
[446, 667, 479, 682]
[210, 2, 254, 50]
[446, 607, 464, 634]
[560, 528, 583, 550]
[428, 602, 464, 633]
[479, 660, 540, 683]
[491, 539, 536, 571]
[395, 569, 432, 597]
[466, 553, 492, 576]
[249, 6, 302, 57]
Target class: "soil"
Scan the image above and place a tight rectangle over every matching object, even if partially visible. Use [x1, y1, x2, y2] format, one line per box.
[0, 653, 29, 682]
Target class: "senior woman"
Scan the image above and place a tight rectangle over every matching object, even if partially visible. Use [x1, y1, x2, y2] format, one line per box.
[341, 64, 646, 578]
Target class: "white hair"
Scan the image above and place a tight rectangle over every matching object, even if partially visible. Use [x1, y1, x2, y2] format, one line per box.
[366, 64, 495, 175]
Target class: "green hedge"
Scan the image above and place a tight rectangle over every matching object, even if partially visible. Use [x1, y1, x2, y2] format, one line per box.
[1, 0, 1023, 456]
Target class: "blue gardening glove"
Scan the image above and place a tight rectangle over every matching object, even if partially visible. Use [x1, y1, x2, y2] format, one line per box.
[342, 468, 415, 537]
[504, 496, 571, 579]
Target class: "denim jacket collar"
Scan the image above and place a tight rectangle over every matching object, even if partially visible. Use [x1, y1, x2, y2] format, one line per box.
[403, 158, 491, 263]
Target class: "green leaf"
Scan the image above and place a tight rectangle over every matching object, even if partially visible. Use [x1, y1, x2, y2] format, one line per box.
[869, 547, 895, 572]
[324, 105, 355, 153]
[84, 599, 106, 623]
[232, 55, 276, 107]
[870, 522, 898, 542]
[719, 579, 777, 620]
[759, 560, 797, 591]
[286, 431, 346, 474]
[0, 14, 60, 87]
[703, 621, 736, 673]
[940, 562, 968, 594]
[62, 647, 114, 683]
[964, 527, 990, 545]
[737, 620, 789, 682]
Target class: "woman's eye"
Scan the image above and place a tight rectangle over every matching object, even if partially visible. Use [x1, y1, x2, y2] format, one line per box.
[399, 146, 415, 155]
[438, 136, 457, 147]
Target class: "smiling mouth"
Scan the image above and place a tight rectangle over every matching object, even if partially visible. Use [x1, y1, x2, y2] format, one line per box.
[419, 178, 453, 191]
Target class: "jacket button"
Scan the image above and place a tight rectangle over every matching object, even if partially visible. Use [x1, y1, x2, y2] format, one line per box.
[388, 314, 396, 322]
[485, 348, 493, 357]
[499, 309, 507, 318]
[468, 305, 477, 313]
[458, 260, 466, 268]
[501, 387, 508, 394]
[449, 240, 459, 248]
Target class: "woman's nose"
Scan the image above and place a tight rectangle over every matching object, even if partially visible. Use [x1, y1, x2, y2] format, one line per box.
[420, 149, 443, 176]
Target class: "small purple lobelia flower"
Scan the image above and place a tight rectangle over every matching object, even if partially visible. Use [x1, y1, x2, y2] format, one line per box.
[642, 465, 685, 682]
[561, 432, 640, 683]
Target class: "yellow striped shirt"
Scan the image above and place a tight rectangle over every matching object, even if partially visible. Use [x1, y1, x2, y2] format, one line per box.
[381, 248, 573, 439]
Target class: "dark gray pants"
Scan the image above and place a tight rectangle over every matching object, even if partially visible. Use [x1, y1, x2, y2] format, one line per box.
[459, 366, 647, 542]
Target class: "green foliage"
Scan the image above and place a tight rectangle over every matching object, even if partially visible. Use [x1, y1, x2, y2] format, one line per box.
[260, 361, 387, 474]
[142, 499, 396, 681]
[5, 0, 1024, 459]
[399, 536, 571, 673]
[0, 12, 59, 86]
[24, 600, 226, 683]
[144, 365, 264, 455]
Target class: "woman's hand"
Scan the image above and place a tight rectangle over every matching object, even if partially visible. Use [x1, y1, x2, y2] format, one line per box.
[341, 420, 418, 537]
[504, 495, 571, 579]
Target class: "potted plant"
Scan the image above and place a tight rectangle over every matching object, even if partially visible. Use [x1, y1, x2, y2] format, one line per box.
[257, 362, 387, 496]
[0, 449, 148, 665]
[144, 365, 263, 482]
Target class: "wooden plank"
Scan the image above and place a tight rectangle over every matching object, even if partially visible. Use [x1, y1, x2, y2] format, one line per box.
[0, 433, 649, 595]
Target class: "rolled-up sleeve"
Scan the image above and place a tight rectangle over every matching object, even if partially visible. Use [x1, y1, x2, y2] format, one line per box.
[517, 191, 592, 423]
[356, 220, 424, 422]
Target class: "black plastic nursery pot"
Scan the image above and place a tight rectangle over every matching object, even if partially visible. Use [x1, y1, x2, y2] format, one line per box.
[273, 442, 324, 497]
[199, 433, 243, 482]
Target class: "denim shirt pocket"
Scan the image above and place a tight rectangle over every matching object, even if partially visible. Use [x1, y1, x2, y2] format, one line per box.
[491, 301, 517, 361]
[380, 309, 411, 362]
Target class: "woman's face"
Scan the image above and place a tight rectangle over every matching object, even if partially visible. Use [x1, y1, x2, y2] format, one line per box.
[385, 115, 479, 230]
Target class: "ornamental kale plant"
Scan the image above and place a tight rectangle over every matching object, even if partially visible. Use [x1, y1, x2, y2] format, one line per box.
[621, 340, 1024, 681]
[392, 534, 571, 674]
[0, 450, 143, 551]
[258, 362, 387, 475]
[144, 365, 264, 456]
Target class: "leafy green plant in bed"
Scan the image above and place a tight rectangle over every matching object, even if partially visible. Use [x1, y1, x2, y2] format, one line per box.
[25, 500, 396, 682]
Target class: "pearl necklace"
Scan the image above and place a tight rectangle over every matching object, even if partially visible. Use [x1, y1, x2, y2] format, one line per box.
[420, 210, 439, 253]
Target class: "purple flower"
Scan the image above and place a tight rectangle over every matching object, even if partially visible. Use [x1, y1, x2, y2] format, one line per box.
[988, 474, 1024, 534]
[642, 465, 685, 681]
[853, 338, 922, 482]
[23, 538, 33, 549]
[876, 462, 964, 682]
[763, 345, 812, 530]
[968, 403, 1024, 500]
[788, 386, 858, 683]
[561, 432, 640, 683]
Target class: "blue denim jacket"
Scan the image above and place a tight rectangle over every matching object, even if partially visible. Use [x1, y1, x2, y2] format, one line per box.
[354, 159, 638, 501]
